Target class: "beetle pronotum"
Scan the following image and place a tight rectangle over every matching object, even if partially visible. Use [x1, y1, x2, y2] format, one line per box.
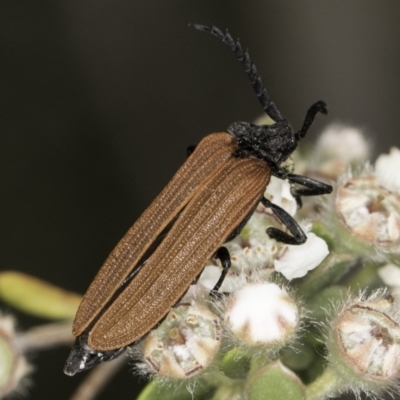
[64, 24, 332, 376]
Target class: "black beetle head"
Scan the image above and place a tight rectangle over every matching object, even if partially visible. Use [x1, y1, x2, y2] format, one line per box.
[228, 120, 298, 166]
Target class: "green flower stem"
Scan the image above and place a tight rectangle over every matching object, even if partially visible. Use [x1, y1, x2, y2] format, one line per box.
[305, 367, 340, 400]
[248, 354, 267, 377]
[246, 361, 305, 400]
[210, 380, 244, 400]
[343, 261, 384, 291]
[295, 253, 355, 299]
[15, 321, 74, 352]
[219, 347, 251, 379]
[204, 368, 238, 387]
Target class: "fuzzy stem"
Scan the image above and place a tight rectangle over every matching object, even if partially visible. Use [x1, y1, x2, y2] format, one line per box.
[295, 253, 356, 299]
[343, 260, 384, 291]
[68, 356, 127, 400]
[305, 367, 340, 400]
[15, 321, 73, 352]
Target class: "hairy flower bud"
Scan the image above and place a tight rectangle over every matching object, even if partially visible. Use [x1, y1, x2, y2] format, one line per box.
[138, 302, 221, 379]
[334, 162, 400, 259]
[312, 124, 370, 179]
[224, 282, 299, 352]
[326, 290, 400, 397]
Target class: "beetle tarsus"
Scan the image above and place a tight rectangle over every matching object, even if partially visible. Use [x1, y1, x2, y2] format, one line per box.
[261, 197, 306, 245]
[288, 173, 332, 209]
[288, 173, 332, 196]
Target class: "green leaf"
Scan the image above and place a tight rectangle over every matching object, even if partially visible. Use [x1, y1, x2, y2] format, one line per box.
[0, 271, 81, 319]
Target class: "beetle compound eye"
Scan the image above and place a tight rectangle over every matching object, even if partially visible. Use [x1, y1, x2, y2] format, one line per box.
[141, 304, 222, 379]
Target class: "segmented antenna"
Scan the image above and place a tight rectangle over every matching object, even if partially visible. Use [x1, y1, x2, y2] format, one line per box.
[192, 24, 283, 123]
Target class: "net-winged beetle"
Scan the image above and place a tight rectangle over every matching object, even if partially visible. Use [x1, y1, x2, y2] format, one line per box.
[64, 24, 332, 376]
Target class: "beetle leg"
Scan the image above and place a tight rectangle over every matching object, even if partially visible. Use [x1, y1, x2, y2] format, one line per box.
[261, 197, 306, 245]
[175, 247, 231, 306]
[269, 167, 303, 207]
[287, 173, 332, 208]
[288, 173, 332, 196]
[210, 246, 231, 299]
[270, 166, 287, 179]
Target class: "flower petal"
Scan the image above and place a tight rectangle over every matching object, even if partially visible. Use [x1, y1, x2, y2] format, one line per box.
[274, 233, 329, 279]
[265, 176, 297, 216]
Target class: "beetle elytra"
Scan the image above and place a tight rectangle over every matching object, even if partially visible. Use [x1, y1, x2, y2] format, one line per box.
[64, 24, 332, 376]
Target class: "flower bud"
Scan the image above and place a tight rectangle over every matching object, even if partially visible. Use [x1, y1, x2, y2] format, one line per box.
[312, 124, 370, 179]
[334, 164, 400, 259]
[139, 303, 221, 379]
[327, 290, 400, 396]
[224, 282, 299, 351]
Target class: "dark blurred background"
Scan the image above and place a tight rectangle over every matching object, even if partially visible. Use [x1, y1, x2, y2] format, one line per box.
[1, 1, 400, 399]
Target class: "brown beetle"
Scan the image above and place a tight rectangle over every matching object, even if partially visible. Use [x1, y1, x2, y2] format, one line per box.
[64, 24, 332, 375]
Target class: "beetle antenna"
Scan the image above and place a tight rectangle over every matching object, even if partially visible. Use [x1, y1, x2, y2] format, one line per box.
[295, 100, 328, 141]
[192, 24, 283, 123]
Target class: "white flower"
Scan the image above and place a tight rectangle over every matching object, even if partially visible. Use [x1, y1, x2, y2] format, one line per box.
[274, 232, 329, 279]
[375, 147, 400, 194]
[224, 282, 298, 346]
[264, 176, 297, 217]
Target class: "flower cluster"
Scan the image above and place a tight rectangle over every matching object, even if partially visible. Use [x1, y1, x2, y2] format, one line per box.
[132, 125, 400, 400]
[2, 124, 400, 400]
